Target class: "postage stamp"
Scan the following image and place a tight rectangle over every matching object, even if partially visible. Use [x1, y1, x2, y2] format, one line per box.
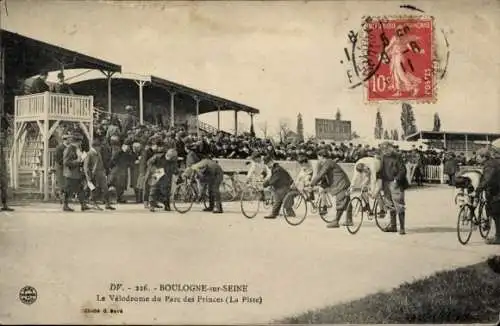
[363, 16, 436, 103]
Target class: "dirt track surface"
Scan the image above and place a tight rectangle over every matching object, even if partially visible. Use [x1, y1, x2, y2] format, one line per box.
[0, 186, 497, 324]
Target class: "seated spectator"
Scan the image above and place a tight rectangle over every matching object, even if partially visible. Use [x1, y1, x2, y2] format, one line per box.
[29, 70, 50, 94]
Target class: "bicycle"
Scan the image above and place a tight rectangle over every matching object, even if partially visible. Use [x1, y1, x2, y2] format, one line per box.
[345, 188, 389, 234]
[456, 191, 492, 245]
[223, 172, 246, 201]
[172, 174, 208, 214]
[281, 185, 337, 226]
[240, 181, 275, 219]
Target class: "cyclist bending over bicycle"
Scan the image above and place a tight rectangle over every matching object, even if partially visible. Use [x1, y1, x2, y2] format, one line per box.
[350, 156, 385, 216]
[262, 156, 295, 219]
[183, 158, 224, 214]
[309, 149, 353, 228]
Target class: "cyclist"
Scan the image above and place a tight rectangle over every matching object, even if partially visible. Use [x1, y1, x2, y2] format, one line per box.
[246, 151, 266, 200]
[350, 155, 385, 216]
[454, 167, 482, 206]
[310, 149, 352, 228]
[296, 155, 314, 200]
[183, 158, 224, 214]
[474, 147, 500, 245]
[262, 155, 295, 219]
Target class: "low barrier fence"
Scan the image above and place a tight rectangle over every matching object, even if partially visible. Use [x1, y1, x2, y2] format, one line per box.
[6, 149, 447, 199]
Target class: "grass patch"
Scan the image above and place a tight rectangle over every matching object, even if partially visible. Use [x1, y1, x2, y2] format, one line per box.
[277, 257, 500, 324]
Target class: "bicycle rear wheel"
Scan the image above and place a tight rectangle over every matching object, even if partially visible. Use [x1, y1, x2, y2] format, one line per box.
[173, 183, 196, 214]
[374, 198, 391, 232]
[283, 190, 307, 226]
[478, 203, 492, 239]
[220, 180, 235, 201]
[457, 205, 474, 245]
[346, 197, 364, 234]
[240, 186, 261, 219]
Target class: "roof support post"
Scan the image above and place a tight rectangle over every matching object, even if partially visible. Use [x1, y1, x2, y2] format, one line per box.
[443, 133, 446, 150]
[170, 91, 176, 128]
[234, 110, 238, 136]
[486, 134, 489, 144]
[217, 104, 221, 131]
[134, 80, 147, 125]
[250, 112, 255, 136]
[194, 96, 200, 137]
[100, 70, 115, 114]
[465, 134, 468, 155]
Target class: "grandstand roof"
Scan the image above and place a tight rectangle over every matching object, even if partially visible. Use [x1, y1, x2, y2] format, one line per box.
[406, 130, 500, 141]
[63, 70, 260, 115]
[3, 29, 121, 79]
[3, 29, 122, 113]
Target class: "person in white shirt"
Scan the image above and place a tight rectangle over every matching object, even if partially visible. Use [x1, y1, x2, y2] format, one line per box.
[350, 155, 384, 214]
[296, 156, 314, 200]
[246, 152, 265, 184]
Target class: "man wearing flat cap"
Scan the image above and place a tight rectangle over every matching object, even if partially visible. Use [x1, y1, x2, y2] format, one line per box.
[54, 72, 73, 94]
[62, 133, 90, 212]
[262, 155, 295, 219]
[379, 141, 409, 234]
[475, 147, 500, 245]
[54, 132, 72, 202]
[29, 70, 50, 94]
[84, 137, 115, 210]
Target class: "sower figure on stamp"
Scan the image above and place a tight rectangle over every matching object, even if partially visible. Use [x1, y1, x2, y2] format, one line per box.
[310, 149, 352, 228]
[62, 133, 90, 212]
[379, 142, 409, 235]
[83, 137, 115, 211]
[262, 155, 295, 219]
[183, 158, 224, 214]
[148, 148, 179, 212]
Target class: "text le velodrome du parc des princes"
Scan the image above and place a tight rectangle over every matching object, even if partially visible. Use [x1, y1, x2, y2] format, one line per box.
[94, 282, 263, 305]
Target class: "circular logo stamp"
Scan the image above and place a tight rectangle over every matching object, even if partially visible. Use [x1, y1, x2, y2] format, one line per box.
[19, 285, 37, 305]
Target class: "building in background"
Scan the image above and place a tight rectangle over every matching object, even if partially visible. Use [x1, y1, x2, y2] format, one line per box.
[315, 118, 352, 141]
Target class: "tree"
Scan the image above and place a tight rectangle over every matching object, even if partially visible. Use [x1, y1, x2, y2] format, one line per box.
[296, 113, 304, 141]
[400, 102, 418, 138]
[258, 121, 269, 138]
[433, 112, 441, 132]
[335, 109, 342, 121]
[383, 129, 390, 139]
[278, 118, 291, 143]
[392, 129, 399, 140]
[374, 108, 383, 139]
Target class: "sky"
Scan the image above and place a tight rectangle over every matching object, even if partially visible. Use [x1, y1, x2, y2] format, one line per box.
[3, 0, 500, 138]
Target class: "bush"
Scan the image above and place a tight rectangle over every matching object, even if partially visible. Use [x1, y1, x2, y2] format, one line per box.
[277, 257, 500, 324]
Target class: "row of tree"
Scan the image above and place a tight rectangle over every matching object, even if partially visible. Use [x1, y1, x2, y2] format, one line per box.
[374, 102, 442, 140]
[255, 103, 442, 142]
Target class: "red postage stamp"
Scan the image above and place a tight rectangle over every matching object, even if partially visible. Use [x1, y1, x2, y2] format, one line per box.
[365, 16, 435, 103]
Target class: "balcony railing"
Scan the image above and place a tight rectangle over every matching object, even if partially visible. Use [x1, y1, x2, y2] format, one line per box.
[15, 92, 94, 122]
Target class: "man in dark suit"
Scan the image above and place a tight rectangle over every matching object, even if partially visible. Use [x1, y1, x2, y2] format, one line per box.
[84, 137, 115, 210]
[62, 133, 90, 212]
[379, 142, 409, 235]
[29, 70, 50, 94]
[54, 133, 71, 203]
[262, 156, 294, 219]
[183, 158, 224, 214]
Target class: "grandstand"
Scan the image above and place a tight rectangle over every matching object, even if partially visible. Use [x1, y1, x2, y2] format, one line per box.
[405, 130, 500, 155]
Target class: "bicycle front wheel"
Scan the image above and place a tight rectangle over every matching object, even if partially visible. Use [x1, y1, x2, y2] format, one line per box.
[240, 186, 261, 219]
[457, 205, 474, 245]
[173, 183, 196, 214]
[346, 197, 364, 234]
[478, 203, 492, 239]
[283, 190, 308, 226]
